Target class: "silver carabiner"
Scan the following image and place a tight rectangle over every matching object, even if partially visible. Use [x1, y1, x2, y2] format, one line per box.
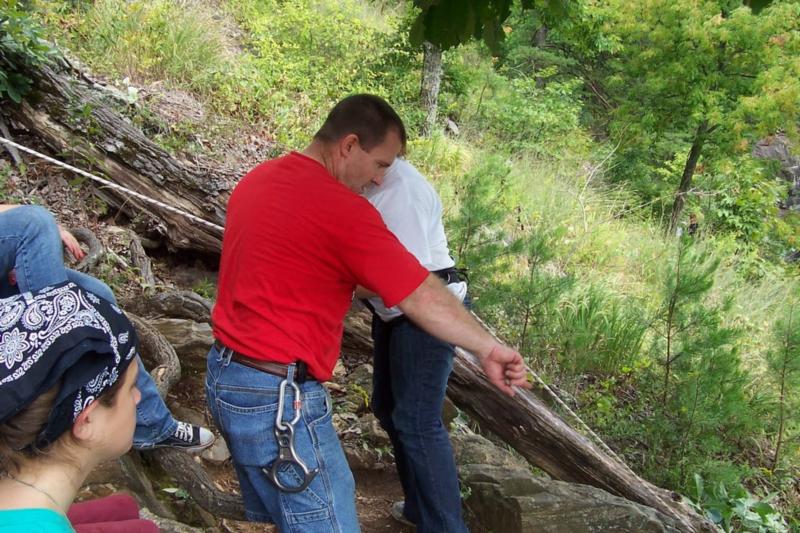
[275, 378, 302, 430]
[265, 377, 319, 493]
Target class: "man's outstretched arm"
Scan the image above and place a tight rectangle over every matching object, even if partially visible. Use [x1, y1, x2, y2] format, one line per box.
[397, 273, 531, 396]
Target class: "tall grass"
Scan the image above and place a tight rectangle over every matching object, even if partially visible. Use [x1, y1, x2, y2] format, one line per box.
[39, 0, 232, 92]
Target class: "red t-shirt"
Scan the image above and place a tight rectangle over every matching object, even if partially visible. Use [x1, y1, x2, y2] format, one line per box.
[212, 152, 428, 381]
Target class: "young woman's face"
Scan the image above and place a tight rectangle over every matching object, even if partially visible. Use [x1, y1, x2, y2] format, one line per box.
[92, 360, 141, 460]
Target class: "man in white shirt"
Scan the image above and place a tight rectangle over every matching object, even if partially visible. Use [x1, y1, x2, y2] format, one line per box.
[362, 159, 470, 533]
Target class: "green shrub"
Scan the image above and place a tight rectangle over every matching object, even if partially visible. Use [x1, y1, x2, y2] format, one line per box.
[1, 0, 56, 102]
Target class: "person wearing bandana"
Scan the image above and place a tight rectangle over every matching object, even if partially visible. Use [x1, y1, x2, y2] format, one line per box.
[0, 204, 214, 453]
[0, 282, 157, 532]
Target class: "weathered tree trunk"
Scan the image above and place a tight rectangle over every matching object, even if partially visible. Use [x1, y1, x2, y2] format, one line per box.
[667, 120, 709, 236]
[420, 41, 443, 137]
[448, 346, 714, 532]
[4, 57, 228, 254]
[129, 313, 181, 399]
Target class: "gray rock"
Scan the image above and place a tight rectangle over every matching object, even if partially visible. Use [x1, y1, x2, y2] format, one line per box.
[443, 396, 458, 428]
[356, 413, 391, 447]
[445, 118, 460, 136]
[753, 134, 800, 210]
[453, 433, 682, 533]
[343, 443, 380, 471]
[332, 359, 347, 381]
[201, 437, 231, 463]
[347, 363, 374, 391]
[453, 433, 535, 472]
[168, 402, 207, 428]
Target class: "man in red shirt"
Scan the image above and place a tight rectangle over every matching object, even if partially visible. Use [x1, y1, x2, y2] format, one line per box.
[206, 94, 529, 532]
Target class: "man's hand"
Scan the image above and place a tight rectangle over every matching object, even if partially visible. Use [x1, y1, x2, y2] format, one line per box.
[480, 343, 532, 397]
[59, 225, 86, 261]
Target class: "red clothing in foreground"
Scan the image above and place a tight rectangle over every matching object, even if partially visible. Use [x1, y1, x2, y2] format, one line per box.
[68, 494, 157, 533]
[212, 152, 428, 381]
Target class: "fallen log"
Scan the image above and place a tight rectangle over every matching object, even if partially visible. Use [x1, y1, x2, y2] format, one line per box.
[4, 57, 229, 253]
[128, 229, 156, 288]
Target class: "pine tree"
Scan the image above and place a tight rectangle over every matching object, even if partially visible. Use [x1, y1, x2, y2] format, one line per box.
[648, 237, 752, 487]
[766, 296, 800, 469]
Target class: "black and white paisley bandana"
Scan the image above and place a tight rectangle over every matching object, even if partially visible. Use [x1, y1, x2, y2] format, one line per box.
[0, 281, 138, 449]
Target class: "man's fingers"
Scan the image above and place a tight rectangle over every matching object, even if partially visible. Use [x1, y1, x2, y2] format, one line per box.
[511, 377, 533, 389]
[505, 368, 527, 381]
[492, 376, 516, 397]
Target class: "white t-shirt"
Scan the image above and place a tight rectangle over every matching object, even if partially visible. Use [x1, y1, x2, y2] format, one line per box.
[363, 159, 467, 321]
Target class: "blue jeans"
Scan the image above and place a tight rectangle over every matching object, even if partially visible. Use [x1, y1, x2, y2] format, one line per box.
[206, 345, 359, 532]
[371, 315, 468, 533]
[0, 205, 177, 447]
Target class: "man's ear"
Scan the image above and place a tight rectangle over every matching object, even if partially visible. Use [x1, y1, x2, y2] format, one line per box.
[339, 134, 359, 157]
[71, 400, 101, 441]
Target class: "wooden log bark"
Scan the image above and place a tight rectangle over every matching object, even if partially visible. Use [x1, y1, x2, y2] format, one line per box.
[124, 290, 212, 323]
[129, 313, 181, 399]
[69, 226, 103, 272]
[448, 346, 714, 532]
[149, 449, 246, 521]
[5, 57, 228, 253]
[128, 229, 156, 288]
[127, 310, 245, 521]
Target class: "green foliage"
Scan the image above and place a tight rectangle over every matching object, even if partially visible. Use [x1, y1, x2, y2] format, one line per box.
[440, 43, 590, 157]
[191, 278, 216, 300]
[482, 214, 573, 359]
[604, 0, 800, 243]
[37, 0, 232, 93]
[765, 295, 800, 469]
[688, 474, 789, 532]
[642, 237, 757, 488]
[409, 0, 569, 52]
[220, 0, 423, 145]
[554, 285, 646, 376]
[0, 0, 55, 102]
[447, 154, 517, 289]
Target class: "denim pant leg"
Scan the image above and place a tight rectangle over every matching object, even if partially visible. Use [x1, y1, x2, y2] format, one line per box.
[0, 206, 68, 296]
[131, 353, 178, 447]
[206, 346, 360, 532]
[65, 269, 116, 302]
[371, 316, 421, 524]
[389, 320, 468, 533]
[63, 272, 176, 447]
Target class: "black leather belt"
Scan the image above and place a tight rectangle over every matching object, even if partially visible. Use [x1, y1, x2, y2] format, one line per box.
[433, 267, 467, 285]
[213, 340, 308, 383]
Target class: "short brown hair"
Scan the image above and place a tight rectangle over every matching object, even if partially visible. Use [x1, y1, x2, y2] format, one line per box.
[314, 94, 407, 153]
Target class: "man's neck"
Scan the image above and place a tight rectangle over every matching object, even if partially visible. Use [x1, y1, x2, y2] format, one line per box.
[302, 141, 337, 179]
